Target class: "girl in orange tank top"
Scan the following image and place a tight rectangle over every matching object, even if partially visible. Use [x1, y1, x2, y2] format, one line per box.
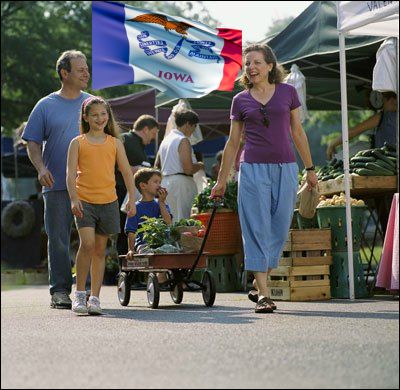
[66, 96, 136, 315]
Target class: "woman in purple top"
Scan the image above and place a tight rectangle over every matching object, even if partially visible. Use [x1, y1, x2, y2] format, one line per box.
[211, 44, 318, 313]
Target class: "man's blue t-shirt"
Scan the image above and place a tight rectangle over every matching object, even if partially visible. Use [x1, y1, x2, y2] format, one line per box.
[125, 199, 172, 250]
[22, 91, 91, 193]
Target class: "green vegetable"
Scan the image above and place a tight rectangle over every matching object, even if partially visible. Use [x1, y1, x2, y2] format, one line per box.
[356, 168, 393, 176]
[384, 151, 397, 158]
[365, 162, 395, 175]
[320, 174, 334, 181]
[173, 218, 202, 227]
[355, 168, 379, 176]
[350, 156, 376, 163]
[372, 150, 394, 166]
[384, 142, 396, 152]
[350, 162, 368, 169]
[136, 217, 173, 248]
[373, 159, 395, 171]
[193, 180, 238, 213]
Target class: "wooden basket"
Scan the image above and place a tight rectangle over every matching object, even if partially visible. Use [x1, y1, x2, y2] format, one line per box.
[174, 226, 200, 235]
[180, 234, 203, 253]
[191, 211, 242, 255]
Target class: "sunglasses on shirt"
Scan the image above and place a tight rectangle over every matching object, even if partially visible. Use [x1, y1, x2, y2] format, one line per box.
[259, 105, 270, 128]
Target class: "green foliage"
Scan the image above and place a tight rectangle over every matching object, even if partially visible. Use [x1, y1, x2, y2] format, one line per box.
[1, 1, 218, 133]
[136, 217, 172, 248]
[321, 132, 341, 147]
[265, 16, 294, 37]
[172, 218, 202, 228]
[193, 180, 238, 213]
[300, 110, 375, 166]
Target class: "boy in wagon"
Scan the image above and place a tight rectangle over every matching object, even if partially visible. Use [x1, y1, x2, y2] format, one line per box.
[125, 168, 172, 258]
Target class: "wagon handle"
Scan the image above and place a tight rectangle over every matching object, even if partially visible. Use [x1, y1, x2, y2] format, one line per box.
[187, 199, 221, 279]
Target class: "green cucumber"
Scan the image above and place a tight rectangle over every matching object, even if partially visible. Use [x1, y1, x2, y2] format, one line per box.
[384, 142, 396, 152]
[350, 156, 376, 163]
[373, 159, 395, 171]
[359, 150, 374, 157]
[372, 150, 395, 166]
[384, 151, 397, 158]
[350, 162, 368, 168]
[355, 168, 381, 176]
[321, 174, 334, 181]
[365, 162, 395, 175]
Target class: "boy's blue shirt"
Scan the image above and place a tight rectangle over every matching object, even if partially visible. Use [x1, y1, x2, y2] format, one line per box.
[125, 199, 172, 250]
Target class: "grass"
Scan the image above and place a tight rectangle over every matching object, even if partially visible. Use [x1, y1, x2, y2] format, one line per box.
[360, 245, 383, 266]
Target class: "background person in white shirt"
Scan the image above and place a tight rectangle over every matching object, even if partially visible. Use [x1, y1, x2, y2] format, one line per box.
[156, 110, 204, 222]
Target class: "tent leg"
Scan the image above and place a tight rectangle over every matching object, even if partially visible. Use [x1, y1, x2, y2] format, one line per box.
[339, 32, 355, 300]
[155, 106, 159, 158]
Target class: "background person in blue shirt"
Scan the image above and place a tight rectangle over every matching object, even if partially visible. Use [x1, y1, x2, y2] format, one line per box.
[22, 50, 91, 309]
[125, 168, 172, 257]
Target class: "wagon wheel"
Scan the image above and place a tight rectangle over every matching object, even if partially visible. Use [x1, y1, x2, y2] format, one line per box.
[166, 271, 183, 304]
[170, 282, 183, 304]
[202, 270, 216, 307]
[117, 272, 131, 306]
[147, 273, 160, 309]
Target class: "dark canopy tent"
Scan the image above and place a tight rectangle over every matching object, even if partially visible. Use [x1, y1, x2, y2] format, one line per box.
[108, 88, 231, 139]
[266, 0, 386, 110]
[155, 1, 386, 111]
[108, 88, 157, 128]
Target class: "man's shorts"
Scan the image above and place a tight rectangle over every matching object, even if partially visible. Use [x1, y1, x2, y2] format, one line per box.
[74, 200, 120, 236]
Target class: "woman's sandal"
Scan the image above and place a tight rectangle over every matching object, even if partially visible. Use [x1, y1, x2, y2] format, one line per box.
[255, 297, 274, 313]
[248, 291, 277, 310]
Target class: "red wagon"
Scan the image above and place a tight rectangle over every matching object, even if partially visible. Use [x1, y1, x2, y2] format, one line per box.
[117, 203, 220, 309]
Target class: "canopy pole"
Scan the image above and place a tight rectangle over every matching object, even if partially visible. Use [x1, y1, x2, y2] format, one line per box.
[339, 32, 355, 300]
[155, 106, 159, 157]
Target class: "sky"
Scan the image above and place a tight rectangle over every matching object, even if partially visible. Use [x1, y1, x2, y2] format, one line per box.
[202, 1, 314, 43]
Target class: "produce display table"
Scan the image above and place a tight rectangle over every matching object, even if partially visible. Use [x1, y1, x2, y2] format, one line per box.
[318, 175, 398, 292]
[318, 175, 397, 198]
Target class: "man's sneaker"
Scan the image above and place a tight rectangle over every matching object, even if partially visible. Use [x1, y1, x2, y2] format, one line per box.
[72, 291, 88, 314]
[87, 296, 102, 315]
[50, 292, 72, 309]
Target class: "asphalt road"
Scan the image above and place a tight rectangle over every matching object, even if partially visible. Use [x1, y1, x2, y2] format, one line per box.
[1, 286, 399, 389]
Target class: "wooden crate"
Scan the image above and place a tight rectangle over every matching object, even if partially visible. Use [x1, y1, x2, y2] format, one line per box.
[281, 228, 332, 266]
[268, 229, 332, 301]
[268, 285, 331, 301]
[318, 175, 397, 197]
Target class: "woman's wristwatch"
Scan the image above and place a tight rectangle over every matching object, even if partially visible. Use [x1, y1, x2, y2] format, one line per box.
[305, 165, 315, 171]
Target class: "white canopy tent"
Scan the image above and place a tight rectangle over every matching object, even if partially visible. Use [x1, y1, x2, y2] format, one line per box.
[337, 1, 399, 299]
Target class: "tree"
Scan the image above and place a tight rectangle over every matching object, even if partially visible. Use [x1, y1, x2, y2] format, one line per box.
[1, 1, 92, 134]
[1, 1, 218, 135]
[265, 16, 294, 38]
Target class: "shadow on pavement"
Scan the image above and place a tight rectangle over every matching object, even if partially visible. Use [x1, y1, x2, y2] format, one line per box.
[102, 304, 261, 324]
[275, 309, 399, 320]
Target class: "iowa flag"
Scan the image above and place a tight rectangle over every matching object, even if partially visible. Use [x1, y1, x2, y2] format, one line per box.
[92, 1, 242, 98]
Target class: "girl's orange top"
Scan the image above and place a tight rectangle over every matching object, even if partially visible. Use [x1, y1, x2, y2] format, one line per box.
[76, 134, 118, 204]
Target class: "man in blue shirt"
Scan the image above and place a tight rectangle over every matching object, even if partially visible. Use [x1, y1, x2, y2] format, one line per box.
[22, 50, 91, 309]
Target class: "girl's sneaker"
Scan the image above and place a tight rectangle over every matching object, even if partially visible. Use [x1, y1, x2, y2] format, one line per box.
[72, 291, 88, 314]
[87, 296, 102, 315]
